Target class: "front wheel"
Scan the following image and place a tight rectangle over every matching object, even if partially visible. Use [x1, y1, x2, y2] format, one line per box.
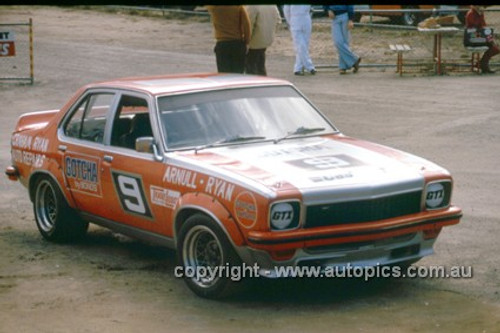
[177, 214, 242, 299]
[33, 177, 88, 243]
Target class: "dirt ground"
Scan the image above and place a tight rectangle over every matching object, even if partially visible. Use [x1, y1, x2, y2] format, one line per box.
[1, 6, 500, 333]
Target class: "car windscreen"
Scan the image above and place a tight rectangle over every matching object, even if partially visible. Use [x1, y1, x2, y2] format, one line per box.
[157, 86, 337, 150]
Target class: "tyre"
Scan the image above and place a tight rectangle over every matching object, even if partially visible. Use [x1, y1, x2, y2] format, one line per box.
[177, 214, 242, 299]
[399, 6, 423, 26]
[33, 177, 88, 243]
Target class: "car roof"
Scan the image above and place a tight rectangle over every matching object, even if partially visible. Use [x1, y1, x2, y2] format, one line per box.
[89, 73, 291, 96]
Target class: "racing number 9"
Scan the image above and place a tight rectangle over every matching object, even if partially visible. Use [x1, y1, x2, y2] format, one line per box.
[117, 175, 146, 214]
[111, 171, 152, 218]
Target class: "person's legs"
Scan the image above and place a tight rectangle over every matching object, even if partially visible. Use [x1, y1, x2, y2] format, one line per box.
[247, 49, 267, 75]
[231, 41, 247, 73]
[302, 19, 315, 72]
[214, 42, 230, 73]
[246, 49, 258, 74]
[480, 42, 500, 72]
[332, 18, 347, 70]
[255, 49, 267, 75]
[215, 41, 246, 73]
[290, 28, 303, 73]
[333, 13, 359, 70]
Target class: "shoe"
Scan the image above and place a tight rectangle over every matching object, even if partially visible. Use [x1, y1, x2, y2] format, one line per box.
[482, 67, 496, 74]
[294, 71, 304, 76]
[310, 69, 317, 75]
[339, 69, 347, 75]
[353, 57, 361, 73]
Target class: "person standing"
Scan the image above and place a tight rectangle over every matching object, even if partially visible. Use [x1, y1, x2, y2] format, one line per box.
[206, 6, 252, 73]
[324, 5, 361, 74]
[245, 5, 282, 76]
[283, 5, 316, 76]
[466, 5, 499, 74]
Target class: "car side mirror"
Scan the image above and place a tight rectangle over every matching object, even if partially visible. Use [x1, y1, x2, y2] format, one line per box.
[135, 136, 164, 162]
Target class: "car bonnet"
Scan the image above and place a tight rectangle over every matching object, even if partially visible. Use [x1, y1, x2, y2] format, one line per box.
[172, 135, 443, 204]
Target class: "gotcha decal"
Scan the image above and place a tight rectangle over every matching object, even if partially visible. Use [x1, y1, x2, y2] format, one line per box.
[64, 153, 101, 196]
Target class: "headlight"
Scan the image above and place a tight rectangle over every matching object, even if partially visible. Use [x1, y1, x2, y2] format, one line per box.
[425, 181, 451, 210]
[269, 201, 300, 231]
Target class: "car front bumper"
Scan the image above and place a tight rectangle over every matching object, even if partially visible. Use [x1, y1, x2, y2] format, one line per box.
[235, 206, 462, 277]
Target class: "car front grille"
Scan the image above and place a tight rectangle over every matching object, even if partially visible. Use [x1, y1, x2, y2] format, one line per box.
[304, 191, 422, 228]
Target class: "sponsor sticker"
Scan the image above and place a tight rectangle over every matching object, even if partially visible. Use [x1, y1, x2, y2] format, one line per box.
[64, 153, 101, 196]
[11, 134, 49, 168]
[234, 191, 257, 228]
[150, 185, 180, 209]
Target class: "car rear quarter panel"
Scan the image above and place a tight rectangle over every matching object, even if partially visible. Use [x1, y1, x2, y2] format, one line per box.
[10, 109, 75, 207]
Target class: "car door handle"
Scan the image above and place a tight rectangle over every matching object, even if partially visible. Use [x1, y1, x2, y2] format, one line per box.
[103, 155, 113, 163]
[58, 145, 67, 152]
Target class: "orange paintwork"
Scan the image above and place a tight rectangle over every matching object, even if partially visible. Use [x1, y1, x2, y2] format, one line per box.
[6, 73, 462, 268]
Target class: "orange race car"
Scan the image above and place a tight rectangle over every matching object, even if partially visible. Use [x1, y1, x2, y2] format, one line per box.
[5, 73, 462, 298]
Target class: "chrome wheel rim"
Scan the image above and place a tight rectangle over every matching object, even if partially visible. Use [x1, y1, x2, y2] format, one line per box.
[182, 225, 223, 288]
[35, 180, 58, 233]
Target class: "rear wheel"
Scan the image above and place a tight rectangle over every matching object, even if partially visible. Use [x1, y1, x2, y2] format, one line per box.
[177, 214, 242, 299]
[33, 177, 88, 243]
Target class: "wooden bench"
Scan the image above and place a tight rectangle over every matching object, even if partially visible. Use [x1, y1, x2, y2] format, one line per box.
[465, 46, 489, 73]
[389, 44, 412, 76]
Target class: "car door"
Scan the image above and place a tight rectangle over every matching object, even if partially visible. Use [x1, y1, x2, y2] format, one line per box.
[98, 92, 171, 237]
[59, 90, 117, 215]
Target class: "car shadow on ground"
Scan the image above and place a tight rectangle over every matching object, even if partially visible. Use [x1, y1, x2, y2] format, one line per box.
[5, 226, 420, 305]
[75, 228, 413, 305]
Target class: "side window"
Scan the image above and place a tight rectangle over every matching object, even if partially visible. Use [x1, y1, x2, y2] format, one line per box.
[64, 93, 114, 144]
[110, 95, 152, 150]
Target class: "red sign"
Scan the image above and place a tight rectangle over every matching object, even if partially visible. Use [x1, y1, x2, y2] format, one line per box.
[0, 31, 16, 57]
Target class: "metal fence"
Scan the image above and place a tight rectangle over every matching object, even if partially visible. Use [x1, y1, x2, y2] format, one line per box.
[0, 19, 34, 84]
[114, 5, 500, 73]
[304, 7, 500, 71]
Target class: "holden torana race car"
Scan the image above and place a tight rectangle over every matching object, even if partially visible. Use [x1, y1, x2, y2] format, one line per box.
[6, 73, 462, 298]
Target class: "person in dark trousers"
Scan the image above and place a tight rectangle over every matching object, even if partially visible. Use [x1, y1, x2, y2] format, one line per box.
[245, 5, 281, 76]
[466, 5, 499, 74]
[206, 6, 252, 73]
